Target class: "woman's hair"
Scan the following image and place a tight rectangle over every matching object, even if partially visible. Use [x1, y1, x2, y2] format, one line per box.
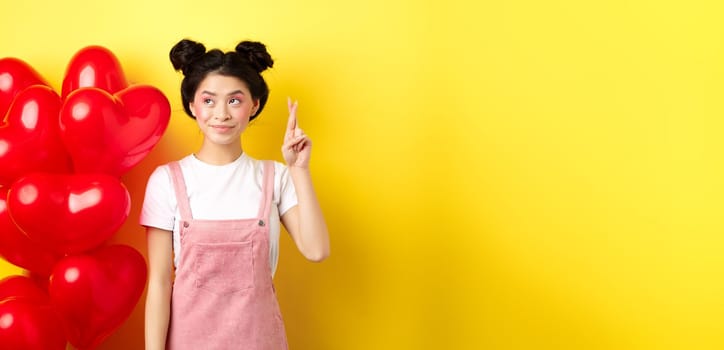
[169, 39, 274, 121]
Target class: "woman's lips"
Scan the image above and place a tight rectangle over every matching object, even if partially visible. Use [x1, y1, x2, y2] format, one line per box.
[211, 125, 233, 132]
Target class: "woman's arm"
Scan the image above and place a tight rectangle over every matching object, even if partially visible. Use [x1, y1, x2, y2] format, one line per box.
[281, 168, 330, 262]
[280, 98, 330, 262]
[145, 227, 173, 350]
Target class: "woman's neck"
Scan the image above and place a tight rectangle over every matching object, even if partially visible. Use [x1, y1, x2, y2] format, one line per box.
[194, 142, 243, 165]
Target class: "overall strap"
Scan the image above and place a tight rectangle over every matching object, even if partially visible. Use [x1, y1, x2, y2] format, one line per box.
[256, 161, 275, 225]
[168, 161, 194, 221]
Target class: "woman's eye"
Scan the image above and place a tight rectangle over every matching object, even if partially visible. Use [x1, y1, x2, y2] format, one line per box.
[203, 98, 214, 105]
[229, 98, 241, 105]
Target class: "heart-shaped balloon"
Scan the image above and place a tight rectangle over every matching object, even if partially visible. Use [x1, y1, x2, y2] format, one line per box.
[0, 57, 49, 117]
[61, 46, 128, 99]
[0, 85, 73, 186]
[7, 173, 130, 254]
[25, 271, 51, 293]
[0, 187, 63, 276]
[0, 275, 50, 302]
[59, 85, 170, 176]
[49, 245, 146, 350]
[0, 276, 67, 350]
[114, 85, 171, 169]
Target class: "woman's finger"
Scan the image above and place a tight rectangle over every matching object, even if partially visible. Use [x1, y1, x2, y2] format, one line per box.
[286, 98, 298, 133]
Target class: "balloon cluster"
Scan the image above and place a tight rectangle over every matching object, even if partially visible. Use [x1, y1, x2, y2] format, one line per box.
[0, 46, 170, 349]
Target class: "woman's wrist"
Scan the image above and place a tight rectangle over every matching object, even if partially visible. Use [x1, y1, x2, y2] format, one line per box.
[288, 165, 311, 178]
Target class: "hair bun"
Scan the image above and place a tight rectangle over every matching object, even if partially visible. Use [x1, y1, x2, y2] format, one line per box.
[170, 39, 206, 74]
[235, 41, 274, 73]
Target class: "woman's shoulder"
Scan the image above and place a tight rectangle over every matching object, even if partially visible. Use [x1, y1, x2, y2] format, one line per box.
[175, 154, 198, 168]
[148, 155, 195, 182]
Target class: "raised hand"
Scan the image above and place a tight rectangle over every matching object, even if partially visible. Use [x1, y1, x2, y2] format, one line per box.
[281, 97, 312, 168]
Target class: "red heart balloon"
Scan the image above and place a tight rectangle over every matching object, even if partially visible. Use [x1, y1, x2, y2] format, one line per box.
[49, 245, 146, 350]
[0, 276, 67, 350]
[0, 275, 49, 302]
[7, 173, 130, 254]
[59, 85, 170, 176]
[115, 85, 171, 169]
[0, 57, 49, 117]
[0, 187, 63, 276]
[0, 85, 72, 186]
[61, 46, 128, 99]
[25, 271, 51, 293]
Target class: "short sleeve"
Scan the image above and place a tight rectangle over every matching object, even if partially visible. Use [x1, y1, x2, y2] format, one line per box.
[139, 165, 176, 231]
[276, 162, 298, 216]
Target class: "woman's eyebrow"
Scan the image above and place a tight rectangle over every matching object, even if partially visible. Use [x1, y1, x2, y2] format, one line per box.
[200, 90, 245, 96]
[226, 90, 245, 96]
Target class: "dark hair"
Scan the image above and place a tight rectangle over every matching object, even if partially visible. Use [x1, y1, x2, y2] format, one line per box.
[169, 39, 274, 121]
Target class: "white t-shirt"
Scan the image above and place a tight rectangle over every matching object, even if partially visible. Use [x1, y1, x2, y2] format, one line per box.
[139, 153, 297, 277]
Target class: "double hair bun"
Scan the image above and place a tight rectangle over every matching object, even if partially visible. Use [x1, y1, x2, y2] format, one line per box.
[170, 39, 273, 75]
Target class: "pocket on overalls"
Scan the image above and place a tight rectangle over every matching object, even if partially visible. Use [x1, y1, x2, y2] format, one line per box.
[191, 241, 255, 294]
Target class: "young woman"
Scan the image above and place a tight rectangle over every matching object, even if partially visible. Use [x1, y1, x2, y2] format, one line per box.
[141, 39, 329, 350]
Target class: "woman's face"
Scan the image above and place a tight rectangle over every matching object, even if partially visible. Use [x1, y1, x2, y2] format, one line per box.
[190, 73, 259, 147]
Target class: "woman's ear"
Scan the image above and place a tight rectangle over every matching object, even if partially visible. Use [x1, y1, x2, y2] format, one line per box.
[189, 102, 196, 117]
[251, 99, 260, 115]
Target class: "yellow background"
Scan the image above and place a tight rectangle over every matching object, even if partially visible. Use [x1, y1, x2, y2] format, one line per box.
[2, 0, 724, 349]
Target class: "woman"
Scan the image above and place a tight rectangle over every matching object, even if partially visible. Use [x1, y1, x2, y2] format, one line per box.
[141, 38, 330, 350]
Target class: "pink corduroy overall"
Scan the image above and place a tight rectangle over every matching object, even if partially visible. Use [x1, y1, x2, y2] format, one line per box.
[166, 161, 288, 350]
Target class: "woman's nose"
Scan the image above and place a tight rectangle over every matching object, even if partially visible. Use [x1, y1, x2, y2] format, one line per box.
[213, 105, 230, 120]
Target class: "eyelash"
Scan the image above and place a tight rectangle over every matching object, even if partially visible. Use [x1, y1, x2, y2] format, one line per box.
[202, 98, 242, 105]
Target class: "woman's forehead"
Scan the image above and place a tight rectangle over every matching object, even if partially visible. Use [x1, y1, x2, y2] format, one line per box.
[197, 74, 250, 94]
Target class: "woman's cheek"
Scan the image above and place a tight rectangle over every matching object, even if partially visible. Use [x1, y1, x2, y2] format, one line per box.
[195, 109, 211, 121]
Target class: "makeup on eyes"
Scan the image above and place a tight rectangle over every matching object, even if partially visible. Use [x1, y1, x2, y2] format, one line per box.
[199, 91, 245, 105]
